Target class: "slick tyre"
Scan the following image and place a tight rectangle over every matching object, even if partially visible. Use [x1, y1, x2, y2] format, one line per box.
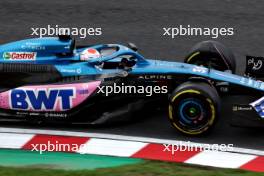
[185, 41, 236, 73]
[168, 82, 220, 136]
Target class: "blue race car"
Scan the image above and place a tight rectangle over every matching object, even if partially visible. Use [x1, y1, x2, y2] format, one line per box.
[0, 35, 263, 135]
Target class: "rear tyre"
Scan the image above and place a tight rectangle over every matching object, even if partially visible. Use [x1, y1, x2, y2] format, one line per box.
[185, 41, 236, 73]
[168, 82, 220, 136]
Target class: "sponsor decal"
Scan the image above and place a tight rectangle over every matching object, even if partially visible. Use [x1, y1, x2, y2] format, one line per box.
[138, 75, 172, 80]
[16, 112, 28, 116]
[77, 89, 89, 94]
[192, 66, 207, 73]
[0, 82, 100, 112]
[21, 42, 46, 50]
[10, 88, 75, 111]
[247, 56, 264, 71]
[232, 105, 252, 111]
[44, 113, 67, 118]
[3, 52, 37, 60]
[16, 111, 68, 118]
[60, 68, 82, 74]
[219, 87, 228, 92]
[29, 112, 40, 116]
[240, 77, 264, 90]
[248, 58, 263, 70]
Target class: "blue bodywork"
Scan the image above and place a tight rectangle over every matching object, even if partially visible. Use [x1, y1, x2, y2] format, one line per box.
[0, 37, 264, 118]
[0, 37, 263, 90]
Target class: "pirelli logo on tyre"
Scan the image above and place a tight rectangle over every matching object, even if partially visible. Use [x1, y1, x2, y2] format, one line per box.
[3, 52, 37, 60]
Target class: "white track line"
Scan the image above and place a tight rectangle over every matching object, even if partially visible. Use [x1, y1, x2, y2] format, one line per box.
[78, 138, 147, 156]
[0, 127, 263, 156]
[185, 150, 257, 168]
[0, 132, 34, 149]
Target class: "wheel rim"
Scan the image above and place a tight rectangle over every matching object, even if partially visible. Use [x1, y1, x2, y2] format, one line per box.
[180, 99, 203, 121]
[178, 98, 207, 128]
[170, 93, 215, 134]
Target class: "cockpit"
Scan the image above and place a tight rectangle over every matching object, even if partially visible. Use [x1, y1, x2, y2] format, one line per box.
[56, 35, 147, 69]
[79, 44, 140, 70]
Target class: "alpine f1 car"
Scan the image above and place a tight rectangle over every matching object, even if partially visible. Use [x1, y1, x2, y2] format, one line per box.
[0, 35, 263, 136]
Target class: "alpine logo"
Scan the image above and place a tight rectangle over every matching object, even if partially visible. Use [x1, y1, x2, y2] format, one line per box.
[3, 52, 37, 60]
[10, 88, 76, 111]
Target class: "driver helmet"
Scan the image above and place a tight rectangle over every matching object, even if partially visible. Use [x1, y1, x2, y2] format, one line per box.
[80, 48, 101, 61]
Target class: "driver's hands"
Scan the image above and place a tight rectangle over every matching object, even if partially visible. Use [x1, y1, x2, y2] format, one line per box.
[120, 57, 136, 69]
[120, 58, 129, 67]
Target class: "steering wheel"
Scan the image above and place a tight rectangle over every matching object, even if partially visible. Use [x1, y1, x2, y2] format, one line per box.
[120, 56, 136, 68]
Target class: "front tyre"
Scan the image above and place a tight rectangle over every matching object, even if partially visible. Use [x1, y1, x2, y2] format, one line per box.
[168, 82, 220, 136]
[185, 40, 236, 73]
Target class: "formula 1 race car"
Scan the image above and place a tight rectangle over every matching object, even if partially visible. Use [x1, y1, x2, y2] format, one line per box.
[0, 35, 263, 136]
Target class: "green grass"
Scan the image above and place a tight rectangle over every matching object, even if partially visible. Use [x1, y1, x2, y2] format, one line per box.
[0, 160, 263, 176]
[0, 149, 142, 170]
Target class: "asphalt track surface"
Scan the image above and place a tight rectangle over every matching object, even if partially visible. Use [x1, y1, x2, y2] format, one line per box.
[0, 0, 264, 150]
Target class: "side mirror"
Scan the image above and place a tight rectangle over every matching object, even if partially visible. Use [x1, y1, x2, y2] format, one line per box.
[127, 42, 138, 52]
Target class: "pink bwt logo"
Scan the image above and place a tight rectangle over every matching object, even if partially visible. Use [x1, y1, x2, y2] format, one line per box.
[0, 81, 101, 112]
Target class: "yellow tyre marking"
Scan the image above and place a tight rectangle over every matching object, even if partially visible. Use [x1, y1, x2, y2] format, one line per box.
[206, 98, 216, 125]
[168, 105, 173, 120]
[186, 51, 200, 63]
[171, 90, 200, 102]
[169, 89, 216, 135]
